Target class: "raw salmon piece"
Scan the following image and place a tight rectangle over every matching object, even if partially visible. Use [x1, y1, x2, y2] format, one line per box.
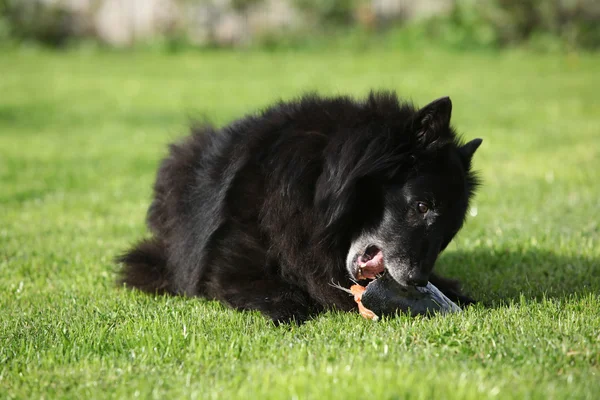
[350, 284, 378, 320]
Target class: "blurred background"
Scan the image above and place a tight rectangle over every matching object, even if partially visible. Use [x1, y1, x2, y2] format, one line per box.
[1, 0, 599, 51]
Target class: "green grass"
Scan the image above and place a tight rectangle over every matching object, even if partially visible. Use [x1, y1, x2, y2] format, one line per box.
[1, 48, 599, 399]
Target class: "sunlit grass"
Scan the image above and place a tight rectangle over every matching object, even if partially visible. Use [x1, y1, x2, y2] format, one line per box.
[1, 48, 599, 399]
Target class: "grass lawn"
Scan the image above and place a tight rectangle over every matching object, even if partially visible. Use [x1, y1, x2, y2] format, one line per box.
[1, 47, 599, 399]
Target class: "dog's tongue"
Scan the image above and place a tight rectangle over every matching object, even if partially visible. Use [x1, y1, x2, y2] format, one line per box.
[358, 250, 384, 279]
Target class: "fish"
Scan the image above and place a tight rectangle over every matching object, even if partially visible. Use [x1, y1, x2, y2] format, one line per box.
[350, 273, 462, 320]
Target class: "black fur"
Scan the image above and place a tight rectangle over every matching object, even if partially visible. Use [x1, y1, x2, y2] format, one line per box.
[117, 91, 482, 323]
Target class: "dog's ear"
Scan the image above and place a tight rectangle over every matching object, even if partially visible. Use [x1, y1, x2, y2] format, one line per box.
[460, 138, 483, 163]
[413, 97, 452, 146]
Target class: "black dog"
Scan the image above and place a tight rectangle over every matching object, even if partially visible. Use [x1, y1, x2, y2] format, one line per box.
[118, 92, 482, 323]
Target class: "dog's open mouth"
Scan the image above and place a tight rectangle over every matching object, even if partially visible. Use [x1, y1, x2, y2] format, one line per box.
[355, 245, 386, 281]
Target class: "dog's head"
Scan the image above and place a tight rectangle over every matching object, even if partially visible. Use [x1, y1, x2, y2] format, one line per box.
[315, 94, 481, 287]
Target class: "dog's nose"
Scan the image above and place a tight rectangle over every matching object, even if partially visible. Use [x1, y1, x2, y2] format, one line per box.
[406, 273, 428, 287]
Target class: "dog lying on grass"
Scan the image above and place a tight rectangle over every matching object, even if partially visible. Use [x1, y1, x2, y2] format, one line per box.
[118, 91, 482, 323]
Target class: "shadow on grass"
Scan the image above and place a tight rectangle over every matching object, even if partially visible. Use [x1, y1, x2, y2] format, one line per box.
[437, 248, 600, 306]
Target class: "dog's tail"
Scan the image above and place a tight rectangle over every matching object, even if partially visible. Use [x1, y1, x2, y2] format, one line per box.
[116, 237, 172, 294]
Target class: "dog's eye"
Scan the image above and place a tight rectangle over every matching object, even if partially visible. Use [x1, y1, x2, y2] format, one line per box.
[416, 202, 429, 214]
